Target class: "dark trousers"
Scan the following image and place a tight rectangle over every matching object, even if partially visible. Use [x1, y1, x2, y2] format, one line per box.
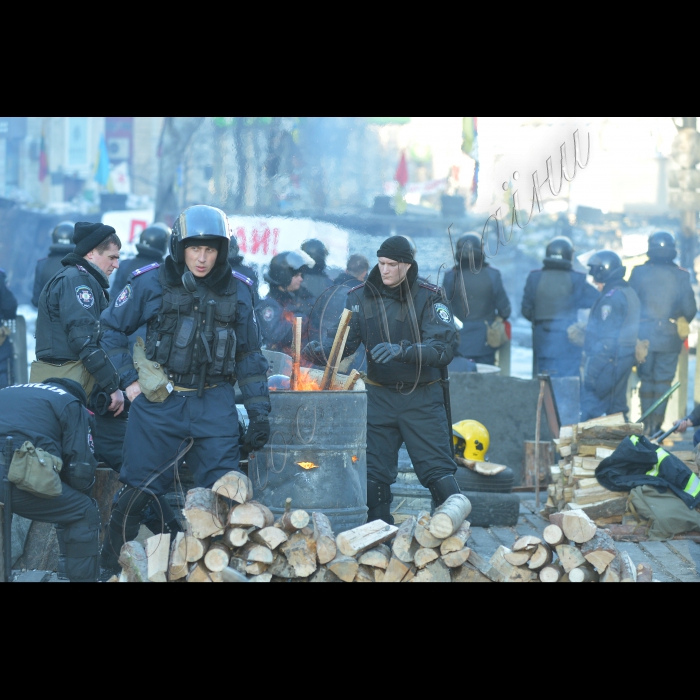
[536, 353, 583, 378]
[0, 471, 100, 582]
[638, 351, 679, 424]
[119, 384, 241, 495]
[366, 383, 456, 489]
[93, 411, 128, 472]
[581, 353, 635, 421]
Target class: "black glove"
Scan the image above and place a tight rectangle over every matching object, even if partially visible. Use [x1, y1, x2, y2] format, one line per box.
[370, 343, 403, 364]
[302, 341, 326, 366]
[243, 414, 271, 453]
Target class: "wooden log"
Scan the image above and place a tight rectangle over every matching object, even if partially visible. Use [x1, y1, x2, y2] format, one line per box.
[513, 536, 542, 553]
[230, 557, 268, 576]
[250, 573, 273, 583]
[414, 548, 440, 570]
[212, 471, 253, 505]
[578, 413, 626, 430]
[413, 559, 451, 583]
[549, 512, 565, 529]
[204, 542, 232, 572]
[267, 552, 297, 579]
[490, 546, 536, 583]
[600, 556, 621, 583]
[556, 545, 587, 574]
[312, 512, 337, 565]
[290, 316, 302, 391]
[524, 440, 554, 487]
[354, 565, 376, 583]
[238, 542, 274, 565]
[569, 563, 600, 583]
[168, 533, 188, 581]
[442, 548, 471, 569]
[573, 488, 627, 506]
[580, 529, 617, 573]
[187, 562, 212, 583]
[279, 508, 310, 533]
[358, 544, 391, 570]
[561, 510, 598, 544]
[310, 566, 342, 583]
[565, 497, 628, 522]
[251, 527, 288, 551]
[321, 309, 352, 391]
[342, 370, 361, 391]
[429, 495, 472, 540]
[620, 551, 637, 582]
[184, 488, 229, 539]
[637, 563, 653, 583]
[337, 520, 397, 558]
[579, 422, 643, 439]
[451, 562, 494, 583]
[467, 550, 503, 582]
[223, 527, 254, 549]
[440, 522, 471, 556]
[539, 564, 565, 583]
[280, 532, 317, 578]
[145, 533, 171, 583]
[415, 521, 442, 549]
[528, 544, 553, 571]
[230, 501, 275, 530]
[119, 541, 149, 583]
[328, 553, 358, 582]
[180, 534, 209, 563]
[383, 556, 411, 583]
[504, 550, 533, 567]
[543, 525, 566, 548]
[393, 516, 419, 563]
[402, 567, 417, 583]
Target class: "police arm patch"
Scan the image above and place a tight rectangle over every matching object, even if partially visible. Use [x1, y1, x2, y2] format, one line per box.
[434, 303, 452, 324]
[76, 285, 95, 309]
[601, 305, 612, 321]
[262, 307, 275, 322]
[115, 284, 132, 308]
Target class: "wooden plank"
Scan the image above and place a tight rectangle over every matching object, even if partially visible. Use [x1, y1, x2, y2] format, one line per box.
[524, 441, 555, 488]
[290, 317, 302, 391]
[321, 309, 352, 391]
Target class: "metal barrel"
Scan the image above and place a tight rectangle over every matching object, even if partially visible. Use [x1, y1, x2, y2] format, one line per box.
[250, 390, 368, 534]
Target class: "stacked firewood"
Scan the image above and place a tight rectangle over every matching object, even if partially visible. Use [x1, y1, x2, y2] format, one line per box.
[546, 413, 643, 525]
[113, 472, 477, 583]
[468, 509, 653, 583]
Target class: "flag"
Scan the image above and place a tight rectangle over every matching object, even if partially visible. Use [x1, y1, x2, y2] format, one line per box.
[94, 134, 111, 188]
[395, 151, 409, 188]
[39, 128, 48, 182]
[462, 117, 477, 156]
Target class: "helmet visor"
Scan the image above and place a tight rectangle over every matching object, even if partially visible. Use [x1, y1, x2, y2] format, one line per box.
[177, 206, 230, 243]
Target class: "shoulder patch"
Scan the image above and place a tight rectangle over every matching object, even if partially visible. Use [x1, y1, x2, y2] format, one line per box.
[233, 270, 254, 287]
[132, 262, 160, 278]
[434, 302, 452, 324]
[75, 284, 95, 309]
[115, 284, 132, 308]
[348, 283, 365, 294]
[261, 306, 275, 323]
[420, 281, 441, 294]
[75, 264, 87, 273]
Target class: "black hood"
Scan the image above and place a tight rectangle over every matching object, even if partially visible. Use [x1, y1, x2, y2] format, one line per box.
[136, 244, 166, 261]
[62, 252, 110, 291]
[162, 255, 233, 295]
[365, 262, 419, 300]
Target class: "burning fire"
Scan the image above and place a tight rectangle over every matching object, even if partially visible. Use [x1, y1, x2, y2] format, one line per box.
[352, 456, 359, 463]
[294, 373, 322, 392]
[297, 462, 320, 470]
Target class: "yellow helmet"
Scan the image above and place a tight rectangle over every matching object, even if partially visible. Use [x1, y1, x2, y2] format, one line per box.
[453, 420, 490, 462]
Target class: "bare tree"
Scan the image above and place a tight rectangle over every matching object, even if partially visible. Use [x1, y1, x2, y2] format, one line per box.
[155, 117, 205, 222]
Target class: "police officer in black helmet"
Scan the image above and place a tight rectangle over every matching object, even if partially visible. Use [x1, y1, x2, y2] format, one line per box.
[629, 232, 697, 435]
[31, 222, 75, 308]
[111, 224, 171, 294]
[581, 251, 640, 421]
[256, 251, 317, 357]
[98, 205, 271, 576]
[303, 236, 461, 524]
[522, 237, 600, 377]
[301, 239, 334, 300]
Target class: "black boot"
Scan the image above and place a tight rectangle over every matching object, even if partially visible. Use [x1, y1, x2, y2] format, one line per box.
[429, 475, 462, 512]
[367, 479, 394, 525]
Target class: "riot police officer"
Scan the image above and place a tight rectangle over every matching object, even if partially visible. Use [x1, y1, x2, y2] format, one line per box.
[0, 269, 18, 389]
[98, 205, 271, 576]
[301, 239, 334, 299]
[256, 251, 317, 356]
[581, 251, 640, 421]
[303, 236, 461, 524]
[111, 224, 170, 293]
[443, 232, 511, 366]
[629, 232, 697, 436]
[522, 237, 600, 377]
[32, 222, 75, 308]
[32, 222, 126, 471]
[0, 379, 100, 582]
[229, 234, 260, 306]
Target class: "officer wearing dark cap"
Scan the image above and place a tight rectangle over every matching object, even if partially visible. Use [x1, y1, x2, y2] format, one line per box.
[0, 378, 100, 582]
[629, 232, 697, 435]
[303, 236, 461, 524]
[111, 224, 170, 294]
[98, 205, 271, 576]
[0, 268, 18, 388]
[32, 222, 126, 472]
[32, 221, 75, 308]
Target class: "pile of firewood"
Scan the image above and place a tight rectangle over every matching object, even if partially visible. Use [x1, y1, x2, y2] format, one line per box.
[546, 413, 643, 525]
[466, 509, 653, 583]
[112, 471, 478, 583]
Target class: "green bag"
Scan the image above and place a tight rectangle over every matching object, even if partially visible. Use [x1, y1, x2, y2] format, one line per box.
[133, 337, 174, 403]
[8, 441, 63, 499]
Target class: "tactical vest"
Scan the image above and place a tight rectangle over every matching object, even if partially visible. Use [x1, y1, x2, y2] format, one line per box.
[534, 269, 575, 322]
[617, 286, 640, 348]
[145, 267, 239, 383]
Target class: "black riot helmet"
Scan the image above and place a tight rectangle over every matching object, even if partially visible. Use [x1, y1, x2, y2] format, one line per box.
[648, 231, 677, 262]
[456, 233, 484, 265]
[140, 226, 170, 255]
[52, 221, 75, 246]
[170, 205, 231, 266]
[544, 236, 574, 268]
[588, 250, 625, 284]
[265, 251, 315, 289]
[301, 239, 329, 271]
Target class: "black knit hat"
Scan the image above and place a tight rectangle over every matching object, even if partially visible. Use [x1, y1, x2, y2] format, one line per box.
[73, 222, 117, 257]
[377, 236, 414, 264]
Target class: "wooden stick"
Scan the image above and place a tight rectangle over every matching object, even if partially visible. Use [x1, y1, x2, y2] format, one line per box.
[321, 309, 352, 391]
[290, 316, 302, 391]
[343, 370, 361, 391]
[535, 378, 545, 510]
